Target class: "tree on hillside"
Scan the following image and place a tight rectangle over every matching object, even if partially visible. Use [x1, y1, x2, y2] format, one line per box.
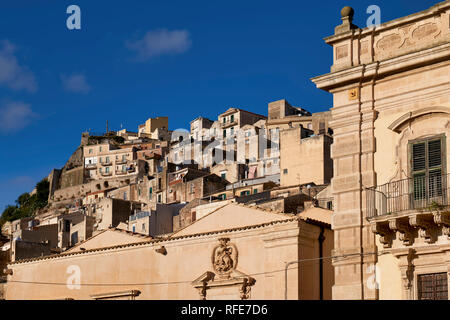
[0, 178, 50, 227]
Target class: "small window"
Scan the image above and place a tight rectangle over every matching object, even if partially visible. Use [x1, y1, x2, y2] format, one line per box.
[327, 201, 333, 210]
[64, 220, 70, 232]
[221, 173, 226, 180]
[231, 114, 234, 122]
[223, 129, 226, 138]
[283, 169, 288, 174]
[123, 192, 127, 200]
[89, 149, 93, 154]
[253, 189, 258, 194]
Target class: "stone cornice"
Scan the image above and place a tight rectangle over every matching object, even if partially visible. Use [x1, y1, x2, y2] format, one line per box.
[323, 1, 450, 45]
[311, 42, 450, 91]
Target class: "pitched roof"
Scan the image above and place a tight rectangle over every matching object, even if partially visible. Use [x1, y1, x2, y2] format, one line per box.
[171, 202, 294, 237]
[64, 228, 151, 253]
[298, 206, 332, 225]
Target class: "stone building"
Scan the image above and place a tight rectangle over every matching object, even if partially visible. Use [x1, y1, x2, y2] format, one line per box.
[4, 204, 333, 300]
[280, 127, 333, 187]
[312, 2, 450, 299]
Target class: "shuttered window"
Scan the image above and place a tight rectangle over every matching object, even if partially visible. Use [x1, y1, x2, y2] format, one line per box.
[410, 137, 444, 200]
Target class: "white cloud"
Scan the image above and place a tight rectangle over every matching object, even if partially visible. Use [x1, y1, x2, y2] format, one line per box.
[126, 29, 191, 61]
[61, 73, 91, 94]
[0, 40, 37, 92]
[0, 101, 37, 134]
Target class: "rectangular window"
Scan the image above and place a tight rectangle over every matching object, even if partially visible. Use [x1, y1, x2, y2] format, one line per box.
[223, 129, 226, 138]
[418, 273, 448, 300]
[221, 173, 226, 180]
[283, 169, 288, 174]
[410, 137, 444, 201]
[327, 201, 333, 210]
[231, 114, 234, 122]
[64, 220, 70, 232]
[157, 194, 162, 203]
[253, 189, 258, 194]
[89, 149, 93, 154]
[230, 127, 234, 136]
[106, 156, 110, 163]
[223, 117, 226, 124]
[105, 167, 110, 173]
[123, 192, 127, 200]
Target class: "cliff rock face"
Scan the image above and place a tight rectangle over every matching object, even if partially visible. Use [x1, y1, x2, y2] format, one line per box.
[59, 147, 85, 189]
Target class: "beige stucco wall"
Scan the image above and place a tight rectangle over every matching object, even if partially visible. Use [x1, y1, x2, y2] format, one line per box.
[5, 218, 332, 300]
[280, 129, 332, 186]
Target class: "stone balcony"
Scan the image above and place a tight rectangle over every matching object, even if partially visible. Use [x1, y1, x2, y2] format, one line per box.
[221, 120, 238, 129]
[367, 173, 450, 248]
[100, 161, 112, 167]
[116, 159, 127, 165]
[85, 163, 97, 170]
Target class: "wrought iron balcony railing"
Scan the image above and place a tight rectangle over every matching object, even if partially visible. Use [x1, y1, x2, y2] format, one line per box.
[366, 173, 449, 220]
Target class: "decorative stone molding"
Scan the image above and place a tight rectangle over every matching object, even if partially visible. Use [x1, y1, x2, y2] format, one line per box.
[371, 222, 393, 248]
[433, 211, 450, 238]
[394, 248, 417, 300]
[192, 239, 255, 300]
[211, 238, 238, 279]
[239, 277, 256, 300]
[192, 270, 255, 300]
[389, 219, 414, 246]
[409, 215, 434, 243]
[388, 106, 450, 133]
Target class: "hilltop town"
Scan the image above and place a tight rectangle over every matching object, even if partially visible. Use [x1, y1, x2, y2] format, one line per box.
[1, 1, 450, 300]
[0, 99, 333, 260]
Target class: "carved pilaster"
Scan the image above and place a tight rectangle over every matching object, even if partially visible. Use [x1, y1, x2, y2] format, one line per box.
[239, 277, 256, 300]
[197, 281, 207, 300]
[371, 222, 393, 248]
[397, 248, 416, 300]
[389, 219, 414, 246]
[409, 215, 434, 243]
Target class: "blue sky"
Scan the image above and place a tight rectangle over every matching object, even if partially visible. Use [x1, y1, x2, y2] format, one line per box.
[0, 0, 437, 210]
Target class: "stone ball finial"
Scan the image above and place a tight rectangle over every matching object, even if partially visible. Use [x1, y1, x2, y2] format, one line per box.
[341, 6, 354, 19]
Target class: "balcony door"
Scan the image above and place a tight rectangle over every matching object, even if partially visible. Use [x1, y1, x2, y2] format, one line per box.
[409, 136, 446, 208]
